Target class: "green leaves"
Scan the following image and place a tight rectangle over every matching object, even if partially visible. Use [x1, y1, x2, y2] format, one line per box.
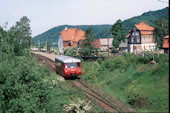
[111, 19, 125, 52]
[153, 18, 169, 48]
[79, 27, 96, 56]
[0, 54, 52, 112]
[12, 16, 32, 49]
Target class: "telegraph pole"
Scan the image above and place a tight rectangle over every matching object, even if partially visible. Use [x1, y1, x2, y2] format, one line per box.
[107, 30, 110, 58]
[107, 37, 109, 58]
[38, 40, 40, 52]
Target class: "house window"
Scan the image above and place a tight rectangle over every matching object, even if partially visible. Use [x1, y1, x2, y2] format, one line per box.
[137, 37, 140, 42]
[136, 32, 139, 35]
[143, 37, 145, 43]
[68, 42, 73, 46]
[132, 32, 135, 36]
[131, 37, 134, 43]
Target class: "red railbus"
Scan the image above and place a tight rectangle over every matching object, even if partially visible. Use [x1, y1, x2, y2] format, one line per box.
[55, 56, 81, 77]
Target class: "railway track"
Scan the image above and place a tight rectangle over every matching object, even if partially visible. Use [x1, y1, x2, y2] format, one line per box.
[32, 53, 135, 112]
[33, 53, 56, 72]
[70, 79, 123, 112]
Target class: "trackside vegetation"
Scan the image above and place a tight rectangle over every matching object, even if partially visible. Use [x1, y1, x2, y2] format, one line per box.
[81, 53, 169, 112]
[0, 18, 101, 112]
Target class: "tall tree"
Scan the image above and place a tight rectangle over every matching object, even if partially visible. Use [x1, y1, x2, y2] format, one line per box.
[111, 19, 125, 52]
[79, 27, 95, 56]
[12, 16, 32, 48]
[83, 27, 94, 47]
[46, 40, 50, 53]
[153, 18, 169, 48]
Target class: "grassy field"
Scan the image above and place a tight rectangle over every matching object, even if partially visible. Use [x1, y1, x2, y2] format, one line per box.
[81, 53, 169, 112]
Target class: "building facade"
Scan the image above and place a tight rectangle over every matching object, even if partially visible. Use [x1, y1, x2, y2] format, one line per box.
[99, 38, 113, 51]
[58, 27, 86, 53]
[162, 35, 169, 54]
[127, 21, 156, 54]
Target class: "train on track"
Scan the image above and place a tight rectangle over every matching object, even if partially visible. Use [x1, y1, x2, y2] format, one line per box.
[55, 55, 81, 77]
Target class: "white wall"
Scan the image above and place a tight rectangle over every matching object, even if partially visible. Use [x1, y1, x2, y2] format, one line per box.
[128, 43, 157, 53]
[58, 35, 64, 53]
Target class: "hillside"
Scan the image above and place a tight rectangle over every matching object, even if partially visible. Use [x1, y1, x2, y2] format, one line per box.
[123, 7, 169, 34]
[33, 7, 169, 47]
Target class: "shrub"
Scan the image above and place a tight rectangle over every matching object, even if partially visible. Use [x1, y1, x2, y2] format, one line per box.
[0, 54, 52, 112]
[64, 98, 91, 113]
[98, 56, 128, 72]
[64, 47, 78, 56]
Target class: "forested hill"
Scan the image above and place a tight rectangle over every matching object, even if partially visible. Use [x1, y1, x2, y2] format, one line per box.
[123, 7, 169, 34]
[33, 7, 169, 46]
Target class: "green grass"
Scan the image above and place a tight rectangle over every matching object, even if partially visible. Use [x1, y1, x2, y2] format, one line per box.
[81, 54, 169, 112]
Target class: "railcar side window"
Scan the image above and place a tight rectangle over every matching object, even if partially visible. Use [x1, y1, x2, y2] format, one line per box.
[65, 63, 69, 68]
[77, 63, 80, 67]
[56, 63, 61, 66]
[70, 63, 76, 68]
[55, 60, 61, 66]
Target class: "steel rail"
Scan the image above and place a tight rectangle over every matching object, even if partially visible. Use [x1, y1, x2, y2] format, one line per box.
[77, 79, 123, 113]
[70, 80, 106, 112]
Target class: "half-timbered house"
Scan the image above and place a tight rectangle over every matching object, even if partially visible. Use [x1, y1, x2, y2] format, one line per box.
[126, 21, 156, 54]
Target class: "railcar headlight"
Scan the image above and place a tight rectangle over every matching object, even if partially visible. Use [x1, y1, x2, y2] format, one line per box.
[79, 70, 81, 72]
[65, 70, 67, 73]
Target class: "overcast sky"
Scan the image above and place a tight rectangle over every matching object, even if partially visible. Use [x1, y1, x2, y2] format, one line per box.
[0, 0, 168, 36]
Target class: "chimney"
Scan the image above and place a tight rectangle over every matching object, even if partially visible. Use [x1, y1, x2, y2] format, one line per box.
[75, 26, 78, 30]
[143, 21, 147, 24]
[65, 27, 68, 31]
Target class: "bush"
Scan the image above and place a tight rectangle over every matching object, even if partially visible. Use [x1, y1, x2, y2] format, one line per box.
[98, 56, 128, 72]
[64, 47, 78, 56]
[78, 46, 96, 57]
[0, 54, 52, 112]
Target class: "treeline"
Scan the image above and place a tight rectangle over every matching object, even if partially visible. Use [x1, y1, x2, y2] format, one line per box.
[123, 7, 169, 34]
[33, 7, 169, 46]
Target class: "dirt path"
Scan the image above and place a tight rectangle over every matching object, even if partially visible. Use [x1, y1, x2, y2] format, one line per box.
[31, 51, 58, 61]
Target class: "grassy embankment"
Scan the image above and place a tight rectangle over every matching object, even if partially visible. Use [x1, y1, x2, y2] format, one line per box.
[81, 53, 169, 112]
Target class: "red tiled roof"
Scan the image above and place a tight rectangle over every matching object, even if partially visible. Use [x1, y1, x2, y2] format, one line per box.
[163, 35, 169, 39]
[135, 21, 154, 31]
[163, 35, 169, 48]
[126, 33, 130, 38]
[60, 27, 86, 42]
[78, 39, 102, 48]
[91, 39, 101, 48]
[127, 21, 155, 38]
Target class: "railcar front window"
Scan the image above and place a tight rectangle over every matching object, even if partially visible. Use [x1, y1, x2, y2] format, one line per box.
[70, 63, 76, 68]
[65, 63, 69, 68]
[77, 63, 80, 67]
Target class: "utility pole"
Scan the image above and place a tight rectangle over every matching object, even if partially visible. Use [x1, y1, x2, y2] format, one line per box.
[107, 30, 110, 58]
[46, 40, 47, 53]
[107, 37, 109, 58]
[38, 40, 40, 52]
